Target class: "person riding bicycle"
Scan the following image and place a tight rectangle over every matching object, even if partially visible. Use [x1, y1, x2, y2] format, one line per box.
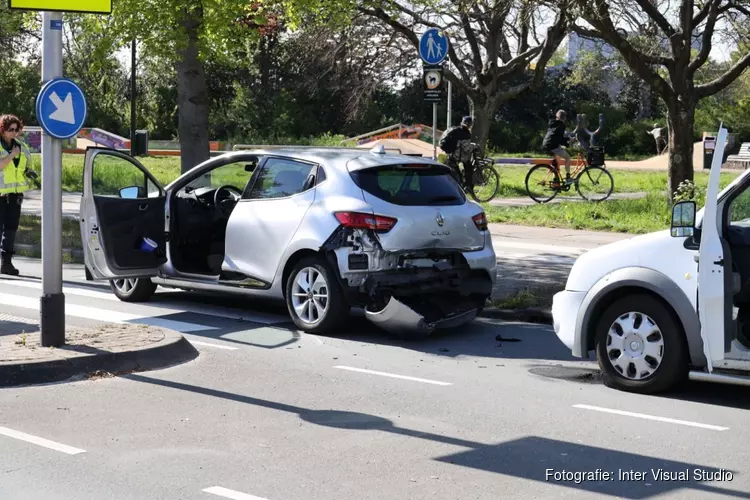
[439, 116, 477, 190]
[542, 109, 573, 186]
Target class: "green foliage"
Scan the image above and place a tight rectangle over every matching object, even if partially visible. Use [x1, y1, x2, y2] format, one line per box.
[672, 179, 704, 205]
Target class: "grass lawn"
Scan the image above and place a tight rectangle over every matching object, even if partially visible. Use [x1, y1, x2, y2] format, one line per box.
[27, 153, 183, 192]
[17, 215, 81, 249]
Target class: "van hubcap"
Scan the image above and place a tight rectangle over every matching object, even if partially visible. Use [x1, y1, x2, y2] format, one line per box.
[291, 267, 329, 325]
[606, 311, 664, 380]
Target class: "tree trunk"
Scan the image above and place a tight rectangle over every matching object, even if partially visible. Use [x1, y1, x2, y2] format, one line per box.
[666, 101, 696, 202]
[176, 7, 210, 174]
[469, 96, 492, 155]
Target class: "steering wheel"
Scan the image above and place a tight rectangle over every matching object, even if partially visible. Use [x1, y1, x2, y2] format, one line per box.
[214, 185, 242, 217]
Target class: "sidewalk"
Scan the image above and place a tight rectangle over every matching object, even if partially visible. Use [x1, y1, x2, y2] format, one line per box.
[0, 316, 198, 387]
[487, 223, 633, 313]
[21, 190, 81, 218]
[488, 222, 632, 248]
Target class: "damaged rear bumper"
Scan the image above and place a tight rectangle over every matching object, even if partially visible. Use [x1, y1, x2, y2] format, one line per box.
[323, 226, 496, 336]
[365, 296, 479, 336]
[360, 268, 492, 336]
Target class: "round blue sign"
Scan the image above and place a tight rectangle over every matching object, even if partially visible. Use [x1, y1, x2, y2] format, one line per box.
[419, 28, 449, 65]
[36, 78, 88, 139]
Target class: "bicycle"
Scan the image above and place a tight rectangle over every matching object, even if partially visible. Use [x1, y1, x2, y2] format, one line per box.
[449, 146, 501, 203]
[524, 113, 614, 204]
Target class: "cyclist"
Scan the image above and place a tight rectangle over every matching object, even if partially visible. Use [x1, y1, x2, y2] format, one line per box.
[439, 116, 476, 190]
[542, 109, 572, 186]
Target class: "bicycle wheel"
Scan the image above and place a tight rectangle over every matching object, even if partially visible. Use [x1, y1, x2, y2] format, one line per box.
[525, 164, 560, 203]
[576, 165, 614, 201]
[469, 165, 500, 203]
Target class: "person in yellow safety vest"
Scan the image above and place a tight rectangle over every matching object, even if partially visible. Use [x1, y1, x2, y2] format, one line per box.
[0, 114, 34, 276]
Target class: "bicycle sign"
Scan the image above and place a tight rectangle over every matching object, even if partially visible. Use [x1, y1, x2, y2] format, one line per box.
[419, 28, 448, 65]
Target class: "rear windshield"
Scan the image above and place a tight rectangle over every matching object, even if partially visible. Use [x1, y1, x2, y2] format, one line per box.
[350, 164, 466, 206]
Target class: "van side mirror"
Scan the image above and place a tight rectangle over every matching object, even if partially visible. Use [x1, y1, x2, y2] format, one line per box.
[671, 200, 696, 237]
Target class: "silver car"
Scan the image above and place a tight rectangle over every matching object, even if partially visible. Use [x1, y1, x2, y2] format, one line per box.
[80, 145, 497, 336]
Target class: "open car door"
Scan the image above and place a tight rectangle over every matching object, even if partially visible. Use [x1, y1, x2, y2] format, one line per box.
[80, 147, 167, 280]
[698, 125, 730, 371]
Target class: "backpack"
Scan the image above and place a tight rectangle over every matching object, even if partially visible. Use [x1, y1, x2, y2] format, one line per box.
[439, 127, 459, 154]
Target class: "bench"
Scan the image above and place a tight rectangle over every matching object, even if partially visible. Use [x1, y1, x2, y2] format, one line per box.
[726, 142, 750, 170]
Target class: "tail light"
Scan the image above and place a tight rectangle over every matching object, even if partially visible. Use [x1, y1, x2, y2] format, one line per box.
[472, 212, 488, 231]
[334, 211, 398, 232]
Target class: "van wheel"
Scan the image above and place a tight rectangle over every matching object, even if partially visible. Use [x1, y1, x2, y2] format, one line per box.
[110, 278, 157, 302]
[594, 294, 688, 394]
[285, 256, 347, 334]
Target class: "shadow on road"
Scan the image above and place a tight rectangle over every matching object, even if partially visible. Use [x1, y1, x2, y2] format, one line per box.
[124, 373, 748, 499]
[526, 363, 750, 411]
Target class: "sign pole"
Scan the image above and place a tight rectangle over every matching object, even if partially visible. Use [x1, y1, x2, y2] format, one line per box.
[419, 28, 449, 161]
[130, 38, 136, 156]
[40, 11, 65, 347]
[432, 102, 437, 159]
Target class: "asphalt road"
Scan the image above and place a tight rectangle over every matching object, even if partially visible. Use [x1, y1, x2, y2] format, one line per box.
[1, 259, 749, 500]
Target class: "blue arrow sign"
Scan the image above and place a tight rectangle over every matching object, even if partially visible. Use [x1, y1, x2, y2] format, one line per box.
[419, 28, 449, 65]
[36, 78, 87, 140]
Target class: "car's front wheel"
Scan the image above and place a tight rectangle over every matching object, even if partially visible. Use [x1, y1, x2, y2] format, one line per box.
[594, 294, 688, 394]
[109, 278, 157, 302]
[285, 256, 348, 333]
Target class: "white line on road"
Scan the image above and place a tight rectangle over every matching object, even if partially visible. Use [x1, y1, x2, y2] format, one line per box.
[0, 278, 288, 325]
[334, 366, 452, 386]
[0, 292, 216, 333]
[573, 404, 729, 431]
[203, 486, 269, 500]
[190, 340, 239, 350]
[0, 425, 86, 455]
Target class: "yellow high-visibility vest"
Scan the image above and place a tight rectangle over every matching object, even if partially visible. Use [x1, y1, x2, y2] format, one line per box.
[0, 139, 32, 195]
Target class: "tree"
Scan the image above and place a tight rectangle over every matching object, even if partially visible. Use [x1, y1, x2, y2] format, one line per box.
[358, 0, 571, 152]
[93, 1, 280, 173]
[573, 0, 750, 199]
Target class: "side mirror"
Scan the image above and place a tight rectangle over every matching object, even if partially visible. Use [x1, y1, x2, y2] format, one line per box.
[671, 200, 696, 237]
[119, 186, 142, 199]
[245, 163, 256, 172]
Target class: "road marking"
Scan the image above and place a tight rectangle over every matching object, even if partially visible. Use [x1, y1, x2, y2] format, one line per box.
[202, 486, 269, 500]
[0, 292, 216, 333]
[0, 278, 288, 325]
[573, 404, 729, 431]
[190, 340, 238, 350]
[0, 426, 86, 455]
[334, 366, 452, 386]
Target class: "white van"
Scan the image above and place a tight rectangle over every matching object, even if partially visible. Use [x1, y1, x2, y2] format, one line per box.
[551, 125, 750, 394]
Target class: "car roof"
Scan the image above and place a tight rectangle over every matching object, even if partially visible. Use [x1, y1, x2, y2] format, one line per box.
[212, 146, 442, 172]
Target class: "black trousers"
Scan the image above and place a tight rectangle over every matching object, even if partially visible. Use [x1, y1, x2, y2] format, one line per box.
[0, 193, 23, 256]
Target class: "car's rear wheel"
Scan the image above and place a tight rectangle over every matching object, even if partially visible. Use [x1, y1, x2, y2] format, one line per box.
[285, 256, 347, 334]
[109, 278, 157, 302]
[594, 294, 688, 394]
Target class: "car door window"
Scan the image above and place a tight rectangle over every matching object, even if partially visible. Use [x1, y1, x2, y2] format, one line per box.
[184, 159, 257, 192]
[92, 153, 160, 198]
[245, 158, 315, 200]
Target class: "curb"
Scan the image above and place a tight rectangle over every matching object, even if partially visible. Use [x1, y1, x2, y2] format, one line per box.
[479, 307, 553, 325]
[0, 330, 199, 388]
